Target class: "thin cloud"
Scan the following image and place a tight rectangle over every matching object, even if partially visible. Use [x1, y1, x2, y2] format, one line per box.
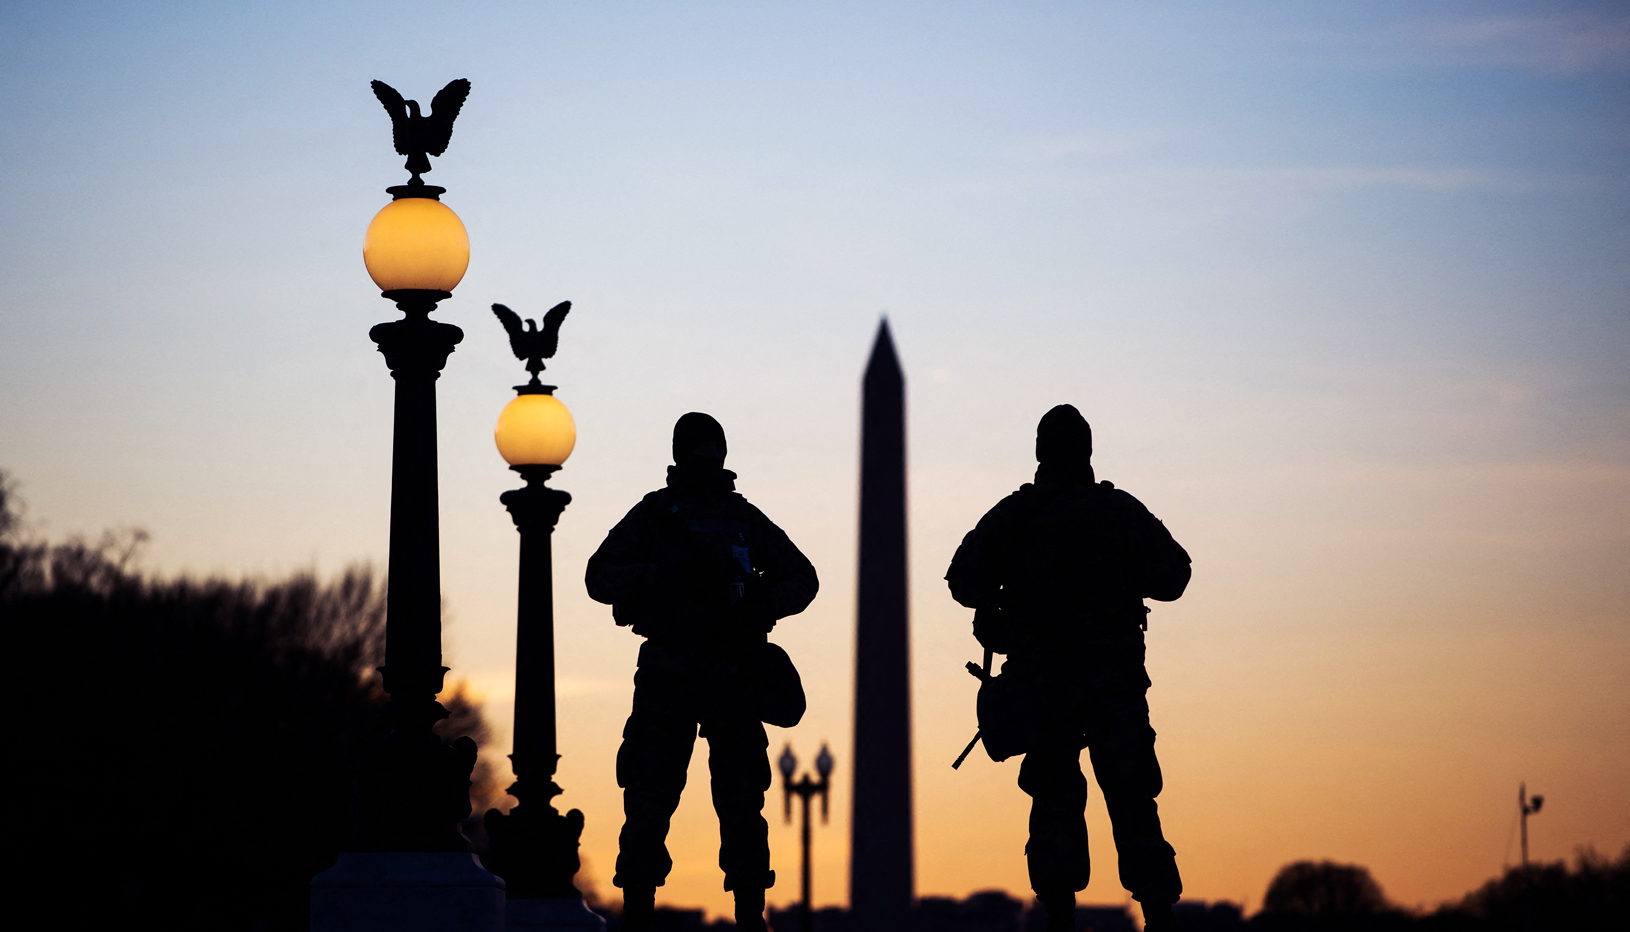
[1005, 129, 1171, 163]
[1243, 164, 1518, 193]
[935, 159, 1560, 234]
[1423, 13, 1630, 73]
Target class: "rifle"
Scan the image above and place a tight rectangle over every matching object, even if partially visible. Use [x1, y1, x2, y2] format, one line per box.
[950, 647, 993, 770]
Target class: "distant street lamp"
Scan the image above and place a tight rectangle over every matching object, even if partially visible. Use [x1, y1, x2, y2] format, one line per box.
[482, 302, 604, 929]
[778, 743, 834, 932]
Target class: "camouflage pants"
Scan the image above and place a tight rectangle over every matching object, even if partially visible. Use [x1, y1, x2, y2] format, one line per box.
[1015, 662, 1181, 904]
[613, 665, 774, 892]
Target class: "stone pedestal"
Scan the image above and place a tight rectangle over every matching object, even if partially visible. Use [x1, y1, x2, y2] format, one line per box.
[312, 852, 505, 932]
[506, 897, 606, 930]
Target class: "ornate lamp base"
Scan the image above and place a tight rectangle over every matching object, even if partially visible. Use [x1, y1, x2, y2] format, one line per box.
[482, 792, 588, 899]
[355, 711, 480, 852]
[483, 792, 604, 928]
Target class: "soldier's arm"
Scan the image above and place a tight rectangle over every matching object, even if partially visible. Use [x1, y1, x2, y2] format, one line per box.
[584, 499, 660, 606]
[945, 497, 1018, 609]
[750, 511, 819, 621]
[1113, 489, 1191, 602]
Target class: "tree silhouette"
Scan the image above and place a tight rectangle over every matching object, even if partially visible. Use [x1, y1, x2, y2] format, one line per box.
[1252, 860, 1407, 931]
[1421, 846, 1630, 931]
[2, 473, 494, 931]
[1264, 861, 1389, 917]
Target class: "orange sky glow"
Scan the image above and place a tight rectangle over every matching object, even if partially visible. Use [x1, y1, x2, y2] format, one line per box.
[2, 1, 1625, 923]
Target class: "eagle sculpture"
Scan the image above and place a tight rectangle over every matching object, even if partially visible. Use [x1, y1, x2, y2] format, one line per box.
[371, 79, 471, 183]
[493, 301, 572, 382]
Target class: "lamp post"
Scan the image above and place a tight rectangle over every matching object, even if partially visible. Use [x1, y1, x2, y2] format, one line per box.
[481, 302, 604, 930]
[778, 744, 834, 932]
[357, 88, 478, 855]
[311, 79, 504, 932]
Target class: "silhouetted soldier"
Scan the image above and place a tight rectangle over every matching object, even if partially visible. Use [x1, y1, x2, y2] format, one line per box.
[586, 413, 819, 932]
[946, 405, 1191, 932]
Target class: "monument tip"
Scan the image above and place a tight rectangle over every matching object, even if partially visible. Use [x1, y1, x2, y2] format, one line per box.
[865, 319, 902, 380]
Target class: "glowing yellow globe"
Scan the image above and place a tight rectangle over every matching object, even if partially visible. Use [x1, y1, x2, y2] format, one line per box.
[363, 197, 470, 293]
[495, 393, 576, 466]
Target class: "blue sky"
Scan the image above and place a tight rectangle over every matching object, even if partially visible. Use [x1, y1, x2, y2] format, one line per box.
[3, 0, 1626, 917]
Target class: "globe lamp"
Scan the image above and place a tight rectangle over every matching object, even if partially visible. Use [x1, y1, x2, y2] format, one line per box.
[495, 391, 576, 467]
[363, 196, 471, 294]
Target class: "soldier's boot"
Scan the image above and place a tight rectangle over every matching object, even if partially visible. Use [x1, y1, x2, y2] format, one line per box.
[1140, 899, 1178, 932]
[1038, 889, 1076, 931]
[733, 886, 768, 932]
[620, 885, 655, 931]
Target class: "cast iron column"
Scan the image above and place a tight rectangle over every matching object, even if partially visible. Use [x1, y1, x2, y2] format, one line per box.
[355, 283, 479, 853]
[483, 457, 588, 898]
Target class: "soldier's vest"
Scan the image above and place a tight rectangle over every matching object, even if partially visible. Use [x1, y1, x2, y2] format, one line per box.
[999, 481, 1153, 644]
[637, 492, 806, 727]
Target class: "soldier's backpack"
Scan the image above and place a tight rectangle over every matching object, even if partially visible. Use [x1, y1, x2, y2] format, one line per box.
[976, 661, 1041, 762]
[755, 641, 806, 728]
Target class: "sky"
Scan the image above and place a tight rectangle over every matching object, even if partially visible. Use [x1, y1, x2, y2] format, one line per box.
[2, 0, 1627, 921]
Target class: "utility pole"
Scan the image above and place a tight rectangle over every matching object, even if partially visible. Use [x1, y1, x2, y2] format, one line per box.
[1519, 782, 1544, 868]
[1520, 782, 1544, 932]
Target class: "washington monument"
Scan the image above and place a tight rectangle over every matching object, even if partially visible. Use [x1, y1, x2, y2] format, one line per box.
[849, 321, 913, 932]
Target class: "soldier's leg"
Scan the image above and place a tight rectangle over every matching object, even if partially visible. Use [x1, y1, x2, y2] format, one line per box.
[699, 701, 773, 931]
[700, 710, 774, 893]
[1017, 736, 1092, 898]
[1085, 690, 1181, 907]
[614, 669, 700, 892]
